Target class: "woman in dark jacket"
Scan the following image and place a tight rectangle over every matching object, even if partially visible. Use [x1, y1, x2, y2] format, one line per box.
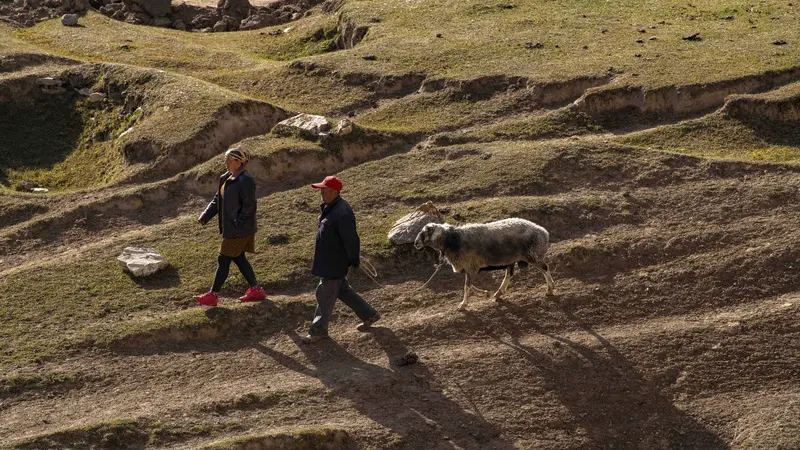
[193, 146, 266, 306]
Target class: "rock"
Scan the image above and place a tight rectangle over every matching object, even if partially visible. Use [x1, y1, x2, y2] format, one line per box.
[682, 32, 702, 41]
[217, 0, 250, 20]
[649, 36, 657, 40]
[72, 0, 88, 10]
[388, 201, 445, 245]
[87, 92, 106, 103]
[636, 39, 644, 43]
[772, 39, 788, 45]
[31, 188, 49, 193]
[525, 42, 544, 49]
[436, 33, 442, 38]
[172, 19, 186, 30]
[393, 351, 419, 366]
[127, 0, 170, 18]
[212, 20, 228, 32]
[99, 2, 123, 14]
[333, 118, 353, 136]
[125, 12, 153, 26]
[152, 16, 172, 27]
[290, 12, 301, 20]
[117, 247, 169, 277]
[239, 13, 274, 30]
[273, 113, 331, 137]
[61, 13, 79, 26]
[362, 54, 377, 60]
[37, 77, 62, 87]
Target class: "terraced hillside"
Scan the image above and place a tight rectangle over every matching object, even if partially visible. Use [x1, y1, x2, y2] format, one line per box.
[1, 0, 799, 448]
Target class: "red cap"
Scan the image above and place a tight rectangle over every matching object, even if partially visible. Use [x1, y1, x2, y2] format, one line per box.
[311, 175, 343, 191]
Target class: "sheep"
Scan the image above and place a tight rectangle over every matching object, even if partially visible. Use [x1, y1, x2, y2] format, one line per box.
[414, 218, 555, 310]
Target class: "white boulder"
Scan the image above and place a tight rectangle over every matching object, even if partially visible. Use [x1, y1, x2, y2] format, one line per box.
[388, 201, 445, 245]
[117, 247, 169, 277]
[274, 113, 331, 136]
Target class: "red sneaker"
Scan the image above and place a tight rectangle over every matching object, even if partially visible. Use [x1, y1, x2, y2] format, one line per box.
[239, 285, 267, 302]
[193, 291, 218, 307]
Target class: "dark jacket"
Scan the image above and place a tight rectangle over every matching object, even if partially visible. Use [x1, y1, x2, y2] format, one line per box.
[312, 196, 360, 279]
[199, 170, 258, 238]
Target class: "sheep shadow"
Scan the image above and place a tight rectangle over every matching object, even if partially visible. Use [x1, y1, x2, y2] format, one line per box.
[474, 301, 730, 449]
[253, 328, 515, 450]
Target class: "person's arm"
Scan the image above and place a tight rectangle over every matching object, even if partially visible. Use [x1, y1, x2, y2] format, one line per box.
[236, 176, 257, 228]
[198, 191, 219, 225]
[337, 209, 360, 268]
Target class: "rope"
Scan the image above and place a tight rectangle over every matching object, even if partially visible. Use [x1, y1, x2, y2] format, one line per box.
[414, 250, 446, 292]
[359, 255, 384, 288]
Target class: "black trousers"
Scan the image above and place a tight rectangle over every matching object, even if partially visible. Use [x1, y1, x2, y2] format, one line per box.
[212, 252, 258, 292]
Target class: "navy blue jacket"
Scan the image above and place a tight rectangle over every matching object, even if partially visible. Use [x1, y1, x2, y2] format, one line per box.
[312, 197, 360, 279]
[199, 170, 258, 238]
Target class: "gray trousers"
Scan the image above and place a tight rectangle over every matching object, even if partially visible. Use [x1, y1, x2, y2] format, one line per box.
[309, 277, 376, 336]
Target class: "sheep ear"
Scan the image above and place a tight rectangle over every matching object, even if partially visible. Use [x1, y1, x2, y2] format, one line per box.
[430, 227, 444, 247]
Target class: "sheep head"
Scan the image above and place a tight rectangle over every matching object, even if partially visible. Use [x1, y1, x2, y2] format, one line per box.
[414, 223, 446, 250]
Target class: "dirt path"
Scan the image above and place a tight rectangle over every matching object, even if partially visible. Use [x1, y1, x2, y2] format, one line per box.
[2, 156, 798, 447]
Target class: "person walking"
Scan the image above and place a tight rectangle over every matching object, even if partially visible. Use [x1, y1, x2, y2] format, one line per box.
[302, 175, 380, 344]
[193, 146, 267, 306]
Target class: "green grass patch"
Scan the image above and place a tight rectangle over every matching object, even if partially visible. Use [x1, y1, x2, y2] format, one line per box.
[620, 113, 800, 164]
[0, 93, 129, 190]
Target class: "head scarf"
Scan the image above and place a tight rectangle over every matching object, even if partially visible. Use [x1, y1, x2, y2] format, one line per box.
[225, 146, 250, 165]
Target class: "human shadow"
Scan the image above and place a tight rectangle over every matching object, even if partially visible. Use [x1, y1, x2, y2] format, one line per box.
[253, 327, 515, 450]
[476, 300, 730, 449]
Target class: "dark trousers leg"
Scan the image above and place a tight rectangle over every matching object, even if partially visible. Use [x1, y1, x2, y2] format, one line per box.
[309, 278, 341, 336]
[231, 252, 258, 287]
[338, 278, 376, 321]
[212, 254, 233, 292]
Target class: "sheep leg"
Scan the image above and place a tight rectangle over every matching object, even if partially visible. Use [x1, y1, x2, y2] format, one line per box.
[458, 273, 472, 311]
[491, 266, 514, 302]
[537, 262, 555, 295]
[469, 284, 491, 298]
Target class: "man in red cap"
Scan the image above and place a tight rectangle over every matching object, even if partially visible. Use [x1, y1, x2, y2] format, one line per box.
[302, 175, 380, 344]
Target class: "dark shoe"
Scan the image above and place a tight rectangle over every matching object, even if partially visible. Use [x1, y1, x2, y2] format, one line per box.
[300, 333, 329, 345]
[356, 312, 381, 332]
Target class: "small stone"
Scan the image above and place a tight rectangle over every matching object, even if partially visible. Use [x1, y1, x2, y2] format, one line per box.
[635, 53, 642, 57]
[772, 39, 788, 45]
[362, 54, 377, 60]
[636, 39, 644, 43]
[600, 28, 608, 33]
[31, 188, 49, 193]
[435, 33, 442, 38]
[525, 42, 544, 49]
[333, 118, 353, 136]
[87, 92, 106, 103]
[61, 14, 79, 26]
[649, 36, 657, 40]
[682, 32, 702, 41]
[582, 45, 589, 49]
